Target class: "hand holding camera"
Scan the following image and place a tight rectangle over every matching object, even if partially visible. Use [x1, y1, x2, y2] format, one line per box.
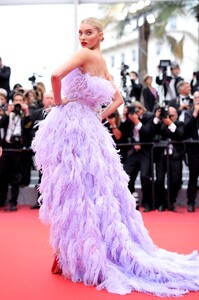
[155, 106, 169, 120]
[162, 117, 172, 126]
[107, 114, 116, 126]
[128, 110, 139, 125]
[20, 103, 29, 116]
[7, 102, 29, 117]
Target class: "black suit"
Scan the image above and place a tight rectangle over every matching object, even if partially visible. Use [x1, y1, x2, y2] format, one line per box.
[154, 120, 185, 209]
[30, 108, 44, 139]
[129, 80, 142, 101]
[0, 113, 32, 206]
[156, 75, 183, 99]
[143, 87, 158, 112]
[184, 110, 199, 206]
[169, 96, 193, 112]
[169, 96, 193, 125]
[30, 107, 48, 206]
[124, 112, 156, 209]
[0, 65, 11, 95]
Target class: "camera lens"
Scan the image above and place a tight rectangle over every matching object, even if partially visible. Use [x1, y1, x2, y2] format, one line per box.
[13, 103, 22, 115]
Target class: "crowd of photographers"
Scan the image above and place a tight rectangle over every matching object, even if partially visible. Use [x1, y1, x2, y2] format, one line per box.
[0, 56, 199, 213]
[107, 60, 199, 213]
[0, 59, 55, 211]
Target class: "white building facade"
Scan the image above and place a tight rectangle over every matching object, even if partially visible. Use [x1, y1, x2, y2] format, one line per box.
[101, 12, 199, 101]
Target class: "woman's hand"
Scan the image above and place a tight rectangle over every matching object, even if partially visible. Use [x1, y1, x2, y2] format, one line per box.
[56, 97, 69, 106]
[61, 98, 69, 105]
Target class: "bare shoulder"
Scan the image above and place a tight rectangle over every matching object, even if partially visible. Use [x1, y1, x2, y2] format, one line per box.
[75, 48, 96, 60]
[100, 57, 112, 81]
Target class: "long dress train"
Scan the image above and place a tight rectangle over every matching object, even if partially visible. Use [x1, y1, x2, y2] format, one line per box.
[32, 67, 199, 297]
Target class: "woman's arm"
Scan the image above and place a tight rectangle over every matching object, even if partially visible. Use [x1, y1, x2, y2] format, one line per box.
[101, 75, 124, 120]
[101, 91, 123, 120]
[51, 48, 92, 106]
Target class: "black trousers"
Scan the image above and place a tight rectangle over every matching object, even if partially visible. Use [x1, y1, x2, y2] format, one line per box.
[187, 150, 199, 205]
[155, 154, 183, 207]
[0, 151, 22, 206]
[124, 148, 152, 207]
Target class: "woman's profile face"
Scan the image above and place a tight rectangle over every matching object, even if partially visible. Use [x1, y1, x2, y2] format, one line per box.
[79, 23, 102, 49]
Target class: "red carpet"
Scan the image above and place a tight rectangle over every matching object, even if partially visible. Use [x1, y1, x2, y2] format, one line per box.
[0, 206, 199, 300]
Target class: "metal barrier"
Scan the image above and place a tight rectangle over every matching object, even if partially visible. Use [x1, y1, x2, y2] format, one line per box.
[2, 148, 33, 153]
[2, 140, 199, 209]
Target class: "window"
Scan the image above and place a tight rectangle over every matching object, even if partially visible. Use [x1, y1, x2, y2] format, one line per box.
[111, 55, 115, 68]
[132, 49, 136, 61]
[121, 53, 125, 64]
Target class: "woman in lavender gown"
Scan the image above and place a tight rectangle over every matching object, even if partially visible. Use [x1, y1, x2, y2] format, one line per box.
[32, 17, 199, 297]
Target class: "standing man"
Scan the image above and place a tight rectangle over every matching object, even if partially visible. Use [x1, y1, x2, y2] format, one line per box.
[0, 92, 31, 211]
[154, 106, 185, 212]
[169, 81, 193, 122]
[184, 91, 199, 212]
[30, 91, 55, 209]
[129, 71, 142, 102]
[0, 57, 11, 97]
[124, 102, 157, 212]
[156, 61, 183, 102]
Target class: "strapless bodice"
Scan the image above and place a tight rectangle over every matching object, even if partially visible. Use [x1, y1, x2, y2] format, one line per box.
[61, 68, 116, 109]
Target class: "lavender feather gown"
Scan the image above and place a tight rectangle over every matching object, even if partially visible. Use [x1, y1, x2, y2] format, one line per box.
[32, 68, 199, 297]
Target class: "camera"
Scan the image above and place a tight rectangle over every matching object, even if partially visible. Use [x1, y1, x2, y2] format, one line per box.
[128, 106, 137, 115]
[108, 113, 116, 119]
[121, 63, 129, 77]
[28, 75, 36, 84]
[121, 63, 129, 88]
[13, 103, 22, 115]
[10, 134, 22, 145]
[159, 106, 169, 119]
[158, 60, 171, 74]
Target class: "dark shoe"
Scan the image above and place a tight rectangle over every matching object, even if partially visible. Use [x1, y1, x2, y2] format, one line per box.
[143, 205, 152, 212]
[5, 204, 17, 212]
[31, 203, 40, 209]
[136, 204, 140, 211]
[158, 205, 166, 212]
[168, 204, 177, 212]
[132, 192, 139, 210]
[187, 204, 195, 213]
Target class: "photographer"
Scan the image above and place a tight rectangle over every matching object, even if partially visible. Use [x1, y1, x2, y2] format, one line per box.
[30, 91, 55, 209]
[124, 102, 157, 212]
[0, 88, 8, 119]
[129, 71, 142, 102]
[105, 110, 129, 165]
[156, 61, 183, 101]
[0, 92, 32, 211]
[120, 63, 129, 89]
[190, 71, 199, 94]
[154, 106, 185, 212]
[0, 57, 11, 96]
[184, 91, 199, 212]
[169, 80, 193, 122]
